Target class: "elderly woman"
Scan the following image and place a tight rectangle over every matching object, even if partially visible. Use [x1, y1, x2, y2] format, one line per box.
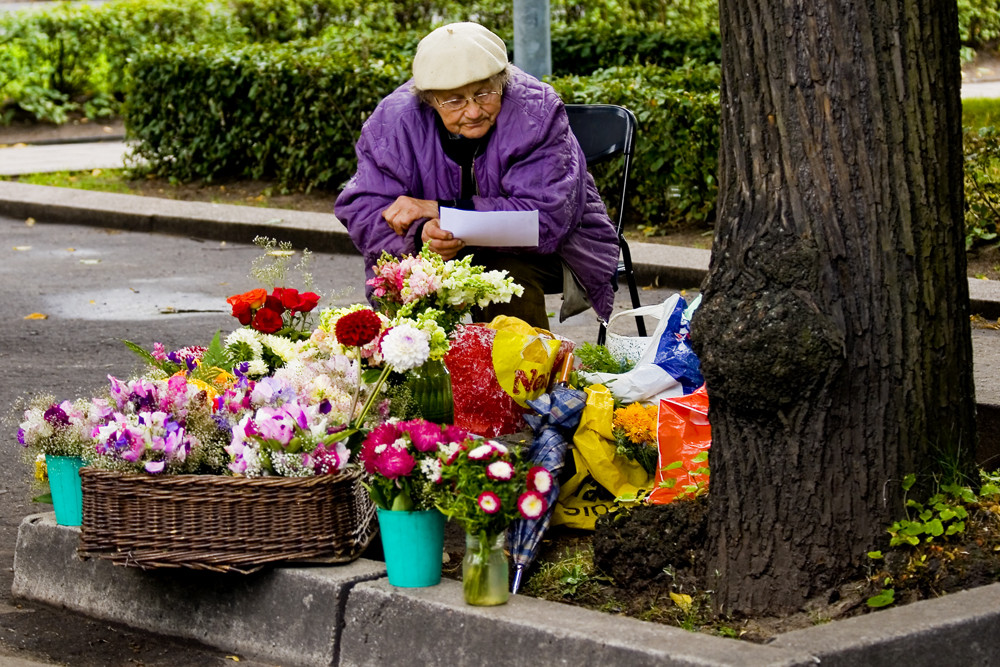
[335, 22, 619, 329]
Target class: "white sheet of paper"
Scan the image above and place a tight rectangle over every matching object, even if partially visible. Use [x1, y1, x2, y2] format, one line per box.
[439, 207, 539, 247]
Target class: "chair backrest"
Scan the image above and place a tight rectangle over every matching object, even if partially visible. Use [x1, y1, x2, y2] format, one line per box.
[564, 104, 637, 237]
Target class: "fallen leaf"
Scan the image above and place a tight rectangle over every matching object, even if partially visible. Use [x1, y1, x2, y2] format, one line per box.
[13, 246, 31, 251]
[23, 313, 48, 320]
[89, 300, 96, 305]
[25, 217, 35, 226]
[669, 592, 693, 612]
[66, 248, 76, 252]
[226, 657, 240, 662]
[80, 259, 101, 265]
[91, 168, 102, 176]
[161, 306, 177, 314]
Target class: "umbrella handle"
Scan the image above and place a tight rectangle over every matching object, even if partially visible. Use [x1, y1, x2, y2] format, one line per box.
[511, 564, 525, 594]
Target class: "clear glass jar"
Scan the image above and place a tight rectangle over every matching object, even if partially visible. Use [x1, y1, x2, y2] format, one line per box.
[462, 531, 509, 606]
[406, 358, 454, 424]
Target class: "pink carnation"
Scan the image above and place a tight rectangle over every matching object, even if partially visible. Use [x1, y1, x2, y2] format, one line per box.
[400, 418, 443, 453]
[477, 491, 501, 514]
[359, 422, 403, 475]
[518, 491, 548, 519]
[486, 460, 515, 481]
[374, 446, 416, 480]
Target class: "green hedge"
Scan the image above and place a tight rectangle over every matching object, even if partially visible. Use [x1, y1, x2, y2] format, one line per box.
[0, 0, 244, 123]
[125, 37, 411, 191]
[550, 63, 720, 232]
[1, 0, 718, 125]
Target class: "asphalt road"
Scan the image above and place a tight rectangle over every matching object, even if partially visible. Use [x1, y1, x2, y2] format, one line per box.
[0, 215, 672, 665]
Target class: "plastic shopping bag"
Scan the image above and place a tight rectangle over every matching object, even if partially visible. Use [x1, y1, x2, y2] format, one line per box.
[647, 385, 711, 505]
[582, 293, 703, 405]
[552, 384, 653, 529]
[445, 316, 571, 437]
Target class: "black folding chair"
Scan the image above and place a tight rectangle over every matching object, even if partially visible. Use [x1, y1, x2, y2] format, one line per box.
[564, 104, 646, 345]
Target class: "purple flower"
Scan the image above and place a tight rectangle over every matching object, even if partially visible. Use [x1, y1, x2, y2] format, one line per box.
[43, 404, 70, 426]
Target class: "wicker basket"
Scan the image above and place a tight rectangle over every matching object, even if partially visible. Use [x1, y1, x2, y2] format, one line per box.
[78, 467, 377, 574]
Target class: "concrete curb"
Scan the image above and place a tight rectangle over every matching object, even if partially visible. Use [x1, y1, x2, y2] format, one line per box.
[5, 181, 1000, 317]
[14, 512, 1000, 667]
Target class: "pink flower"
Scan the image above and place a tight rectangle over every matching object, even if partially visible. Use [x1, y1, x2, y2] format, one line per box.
[145, 460, 166, 474]
[518, 491, 548, 519]
[374, 446, 416, 480]
[477, 491, 501, 514]
[527, 466, 553, 494]
[360, 422, 402, 474]
[442, 425, 470, 444]
[486, 460, 515, 481]
[400, 418, 443, 452]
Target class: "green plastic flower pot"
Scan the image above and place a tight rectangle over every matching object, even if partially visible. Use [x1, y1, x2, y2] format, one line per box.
[376, 507, 446, 587]
[46, 455, 84, 526]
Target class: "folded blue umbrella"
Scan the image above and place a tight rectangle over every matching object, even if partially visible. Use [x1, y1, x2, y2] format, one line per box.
[509, 384, 587, 594]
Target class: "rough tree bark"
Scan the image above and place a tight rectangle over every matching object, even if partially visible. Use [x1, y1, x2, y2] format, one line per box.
[689, 0, 978, 614]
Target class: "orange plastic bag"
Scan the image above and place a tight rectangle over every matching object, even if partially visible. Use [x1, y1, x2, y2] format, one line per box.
[648, 385, 711, 504]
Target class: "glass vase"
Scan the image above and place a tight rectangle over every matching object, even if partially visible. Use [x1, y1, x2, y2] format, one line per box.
[407, 358, 454, 424]
[462, 531, 509, 606]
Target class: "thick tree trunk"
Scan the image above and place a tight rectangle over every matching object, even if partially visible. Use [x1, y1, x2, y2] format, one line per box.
[690, 0, 977, 614]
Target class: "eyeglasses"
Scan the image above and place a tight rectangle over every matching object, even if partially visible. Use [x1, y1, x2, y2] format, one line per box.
[436, 91, 501, 112]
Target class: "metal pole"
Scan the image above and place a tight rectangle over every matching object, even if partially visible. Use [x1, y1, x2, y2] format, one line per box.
[513, 0, 551, 79]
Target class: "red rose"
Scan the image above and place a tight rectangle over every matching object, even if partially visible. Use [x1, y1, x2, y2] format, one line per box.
[264, 294, 286, 315]
[231, 301, 253, 325]
[295, 292, 320, 313]
[334, 308, 382, 347]
[251, 307, 284, 334]
[273, 287, 300, 311]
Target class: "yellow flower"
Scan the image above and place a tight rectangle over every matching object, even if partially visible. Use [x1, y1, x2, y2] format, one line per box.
[34, 454, 47, 482]
[613, 403, 658, 445]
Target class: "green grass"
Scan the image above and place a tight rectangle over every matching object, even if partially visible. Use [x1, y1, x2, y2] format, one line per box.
[964, 98, 1000, 131]
[0, 168, 140, 195]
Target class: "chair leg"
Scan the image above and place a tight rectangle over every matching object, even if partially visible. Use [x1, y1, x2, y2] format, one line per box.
[619, 241, 647, 337]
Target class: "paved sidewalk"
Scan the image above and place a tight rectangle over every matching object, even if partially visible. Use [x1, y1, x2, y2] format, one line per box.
[0, 140, 134, 176]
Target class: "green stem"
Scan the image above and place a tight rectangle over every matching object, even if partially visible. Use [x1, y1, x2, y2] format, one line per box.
[354, 363, 393, 428]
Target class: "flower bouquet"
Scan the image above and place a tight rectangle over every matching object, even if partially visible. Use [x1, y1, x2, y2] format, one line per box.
[16, 395, 107, 525]
[367, 246, 523, 333]
[358, 418, 470, 587]
[433, 439, 552, 605]
[612, 402, 660, 476]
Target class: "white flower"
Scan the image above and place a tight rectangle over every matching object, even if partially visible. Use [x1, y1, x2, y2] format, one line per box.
[225, 328, 264, 357]
[419, 457, 443, 484]
[247, 359, 269, 377]
[380, 323, 430, 372]
[261, 333, 300, 363]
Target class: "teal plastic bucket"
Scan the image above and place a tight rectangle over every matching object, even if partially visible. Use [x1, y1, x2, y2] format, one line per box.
[46, 455, 84, 526]
[376, 507, 446, 587]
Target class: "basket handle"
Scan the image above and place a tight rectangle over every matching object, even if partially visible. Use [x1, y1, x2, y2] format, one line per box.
[606, 295, 682, 330]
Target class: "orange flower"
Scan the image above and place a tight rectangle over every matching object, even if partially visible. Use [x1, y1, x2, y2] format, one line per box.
[226, 288, 267, 311]
[613, 403, 658, 445]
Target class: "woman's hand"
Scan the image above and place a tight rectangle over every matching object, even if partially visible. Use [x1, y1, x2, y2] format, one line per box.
[422, 218, 464, 260]
[382, 196, 439, 236]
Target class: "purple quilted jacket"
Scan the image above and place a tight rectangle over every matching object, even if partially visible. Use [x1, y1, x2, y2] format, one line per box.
[334, 66, 620, 321]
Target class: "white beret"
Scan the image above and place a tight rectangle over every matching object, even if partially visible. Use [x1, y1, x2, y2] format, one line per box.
[412, 22, 508, 91]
